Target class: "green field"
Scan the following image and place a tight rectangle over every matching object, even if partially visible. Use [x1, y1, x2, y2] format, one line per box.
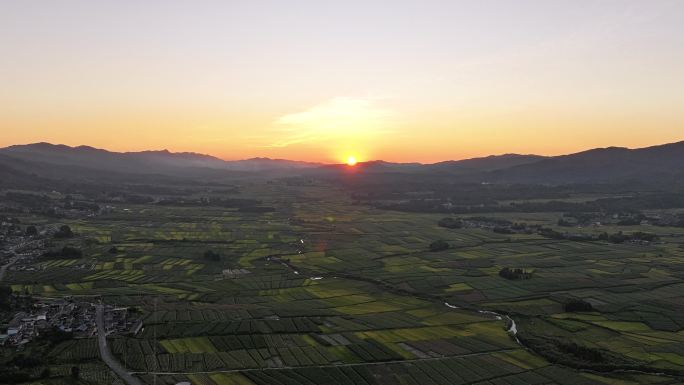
[2, 181, 684, 385]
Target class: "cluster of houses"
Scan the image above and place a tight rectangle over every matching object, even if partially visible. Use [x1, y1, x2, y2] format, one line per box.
[221, 268, 251, 279]
[0, 298, 141, 348]
[0, 217, 24, 239]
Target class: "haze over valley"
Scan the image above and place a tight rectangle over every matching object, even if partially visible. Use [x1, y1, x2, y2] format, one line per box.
[2, 1, 684, 385]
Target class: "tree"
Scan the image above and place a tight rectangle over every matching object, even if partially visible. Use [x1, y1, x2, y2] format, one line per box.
[71, 366, 80, 379]
[25, 225, 38, 236]
[0, 285, 12, 309]
[493, 226, 514, 234]
[108, 246, 119, 254]
[54, 225, 73, 238]
[60, 246, 82, 259]
[429, 240, 450, 252]
[438, 217, 462, 229]
[203, 250, 221, 261]
[564, 299, 593, 312]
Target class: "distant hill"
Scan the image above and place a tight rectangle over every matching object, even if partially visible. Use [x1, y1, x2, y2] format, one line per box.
[319, 160, 424, 174]
[0, 143, 318, 177]
[425, 154, 546, 174]
[223, 157, 320, 172]
[318, 155, 543, 175]
[486, 141, 684, 183]
[1, 140, 684, 185]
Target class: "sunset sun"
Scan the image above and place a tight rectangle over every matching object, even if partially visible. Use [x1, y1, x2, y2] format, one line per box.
[1, 2, 683, 383]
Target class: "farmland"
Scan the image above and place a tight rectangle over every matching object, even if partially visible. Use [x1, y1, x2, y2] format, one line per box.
[2, 179, 684, 385]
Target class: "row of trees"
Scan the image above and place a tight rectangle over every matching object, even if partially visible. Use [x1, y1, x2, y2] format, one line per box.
[429, 240, 450, 252]
[43, 245, 82, 259]
[598, 231, 658, 243]
[564, 299, 593, 312]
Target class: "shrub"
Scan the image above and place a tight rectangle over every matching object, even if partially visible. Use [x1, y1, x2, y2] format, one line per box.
[54, 225, 73, 238]
[564, 299, 593, 312]
[25, 226, 38, 236]
[437, 218, 462, 229]
[429, 240, 449, 252]
[204, 250, 221, 261]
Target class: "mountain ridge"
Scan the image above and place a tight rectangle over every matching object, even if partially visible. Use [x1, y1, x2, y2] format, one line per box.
[1, 140, 683, 184]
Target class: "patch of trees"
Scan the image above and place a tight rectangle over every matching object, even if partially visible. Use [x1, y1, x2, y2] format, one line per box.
[374, 190, 684, 215]
[466, 216, 513, 226]
[54, 225, 73, 238]
[24, 225, 38, 236]
[537, 228, 658, 244]
[517, 332, 662, 374]
[429, 240, 450, 252]
[554, 341, 604, 362]
[157, 197, 262, 208]
[0, 285, 12, 309]
[37, 327, 74, 347]
[538, 227, 566, 240]
[203, 250, 221, 261]
[238, 206, 276, 213]
[10, 354, 42, 369]
[520, 335, 606, 364]
[0, 328, 78, 383]
[493, 226, 514, 234]
[0, 370, 31, 383]
[617, 213, 645, 225]
[43, 245, 82, 259]
[564, 299, 593, 312]
[498, 267, 533, 280]
[598, 231, 658, 244]
[437, 217, 462, 229]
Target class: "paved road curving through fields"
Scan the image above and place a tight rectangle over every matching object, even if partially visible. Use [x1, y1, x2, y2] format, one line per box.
[96, 304, 143, 385]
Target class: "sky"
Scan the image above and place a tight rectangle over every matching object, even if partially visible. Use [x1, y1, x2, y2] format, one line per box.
[1, 0, 683, 163]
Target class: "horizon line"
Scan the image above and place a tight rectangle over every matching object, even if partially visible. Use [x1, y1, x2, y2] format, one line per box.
[2, 139, 683, 166]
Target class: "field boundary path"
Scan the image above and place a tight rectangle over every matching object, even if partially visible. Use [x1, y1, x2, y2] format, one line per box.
[131, 348, 521, 376]
[96, 304, 143, 385]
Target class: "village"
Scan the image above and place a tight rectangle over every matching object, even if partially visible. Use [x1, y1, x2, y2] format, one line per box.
[1, 216, 142, 350]
[0, 297, 141, 348]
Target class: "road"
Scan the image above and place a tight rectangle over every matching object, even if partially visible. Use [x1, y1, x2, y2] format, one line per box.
[96, 305, 143, 385]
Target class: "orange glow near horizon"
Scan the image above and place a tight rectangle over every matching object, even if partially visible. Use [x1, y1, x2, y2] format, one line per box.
[2, 2, 684, 163]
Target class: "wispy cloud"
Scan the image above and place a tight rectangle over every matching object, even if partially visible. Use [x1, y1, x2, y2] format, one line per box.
[266, 97, 395, 148]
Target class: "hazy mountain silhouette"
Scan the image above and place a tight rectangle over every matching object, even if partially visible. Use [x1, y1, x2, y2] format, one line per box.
[425, 154, 546, 174]
[0, 143, 318, 176]
[485, 141, 684, 183]
[1, 141, 684, 185]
